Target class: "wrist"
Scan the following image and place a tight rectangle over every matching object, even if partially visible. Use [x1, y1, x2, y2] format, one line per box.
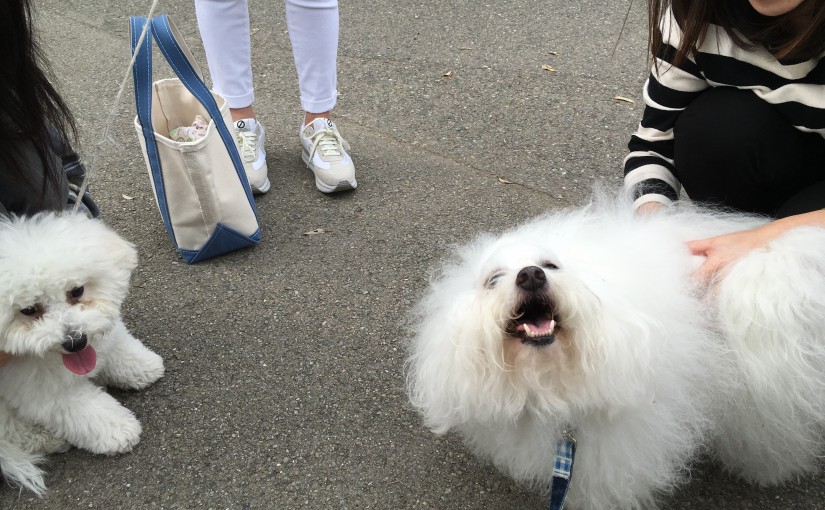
[758, 210, 825, 241]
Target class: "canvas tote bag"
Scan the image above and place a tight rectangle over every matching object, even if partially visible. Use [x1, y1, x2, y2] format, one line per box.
[130, 15, 261, 263]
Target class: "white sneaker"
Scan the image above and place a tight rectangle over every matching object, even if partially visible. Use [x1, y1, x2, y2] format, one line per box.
[300, 118, 357, 193]
[233, 118, 270, 194]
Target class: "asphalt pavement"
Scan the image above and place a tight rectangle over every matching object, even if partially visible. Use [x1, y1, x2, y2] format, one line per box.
[3, 0, 825, 508]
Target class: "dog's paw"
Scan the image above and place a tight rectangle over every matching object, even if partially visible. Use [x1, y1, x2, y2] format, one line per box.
[42, 436, 71, 455]
[9, 421, 70, 455]
[101, 349, 165, 391]
[130, 350, 165, 390]
[78, 409, 142, 455]
[28, 426, 71, 455]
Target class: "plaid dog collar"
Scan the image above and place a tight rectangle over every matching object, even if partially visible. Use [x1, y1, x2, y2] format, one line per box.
[549, 430, 577, 510]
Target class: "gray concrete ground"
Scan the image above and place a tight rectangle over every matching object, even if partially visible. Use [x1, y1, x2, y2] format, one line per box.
[2, 0, 825, 508]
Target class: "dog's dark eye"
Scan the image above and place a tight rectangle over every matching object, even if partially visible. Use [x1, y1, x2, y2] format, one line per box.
[485, 273, 503, 289]
[542, 261, 559, 270]
[67, 286, 85, 305]
[20, 304, 42, 317]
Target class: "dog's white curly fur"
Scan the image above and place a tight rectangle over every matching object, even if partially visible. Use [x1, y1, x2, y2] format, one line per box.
[407, 192, 825, 509]
[0, 213, 165, 496]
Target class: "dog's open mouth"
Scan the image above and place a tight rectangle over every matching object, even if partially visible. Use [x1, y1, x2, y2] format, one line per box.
[508, 295, 559, 347]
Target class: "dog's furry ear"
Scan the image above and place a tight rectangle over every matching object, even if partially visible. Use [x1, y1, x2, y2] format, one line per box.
[57, 215, 138, 273]
[96, 222, 138, 272]
[0, 212, 139, 280]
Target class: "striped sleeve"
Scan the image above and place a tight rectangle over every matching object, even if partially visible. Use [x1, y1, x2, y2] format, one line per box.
[623, 7, 710, 210]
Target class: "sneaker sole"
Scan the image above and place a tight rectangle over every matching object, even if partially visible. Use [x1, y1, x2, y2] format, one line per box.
[248, 154, 269, 194]
[315, 177, 357, 193]
[251, 177, 271, 194]
[301, 152, 357, 194]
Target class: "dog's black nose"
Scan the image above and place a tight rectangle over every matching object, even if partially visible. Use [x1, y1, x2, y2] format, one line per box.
[516, 266, 547, 291]
[62, 331, 88, 353]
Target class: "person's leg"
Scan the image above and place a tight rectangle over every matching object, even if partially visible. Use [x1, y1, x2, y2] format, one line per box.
[194, 0, 255, 119]
[194, 0, 270, 193]
[285, 0, 339, 123]
[674, 87, 825, 216]
[286, 0, 356, 193]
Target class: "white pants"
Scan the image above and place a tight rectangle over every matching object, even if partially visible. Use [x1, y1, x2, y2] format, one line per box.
[194, 0, 339, 114]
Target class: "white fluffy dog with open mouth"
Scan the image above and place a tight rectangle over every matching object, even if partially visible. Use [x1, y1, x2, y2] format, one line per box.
[0, 213, 164, 496]
[407, 193, 825, 509]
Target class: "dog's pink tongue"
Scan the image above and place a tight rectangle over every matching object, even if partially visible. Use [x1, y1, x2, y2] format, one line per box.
[62, 346, 97, 375]
[517, 319, 556, 335]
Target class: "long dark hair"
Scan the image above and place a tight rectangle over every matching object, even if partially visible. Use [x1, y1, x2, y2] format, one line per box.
[649, 0, 825, 66]
[0, 0, 77, 205]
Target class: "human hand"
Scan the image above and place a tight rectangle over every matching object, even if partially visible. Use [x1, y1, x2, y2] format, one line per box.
[0, 351, 12, 368]
[686, 227, 772, 282]
[688, 210, 825, 282]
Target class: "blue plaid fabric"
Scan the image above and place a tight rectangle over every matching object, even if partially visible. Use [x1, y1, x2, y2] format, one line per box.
[553, 438, 575, 479]
[549, 435, 576, 510]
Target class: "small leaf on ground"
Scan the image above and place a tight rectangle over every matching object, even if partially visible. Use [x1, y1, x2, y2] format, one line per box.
[612, 96, 635, 103]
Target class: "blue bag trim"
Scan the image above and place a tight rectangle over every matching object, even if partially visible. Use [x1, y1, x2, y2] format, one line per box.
[130, 14, 261, 263]
[130, 16, 178, 246]
[178, 224, 262, 264]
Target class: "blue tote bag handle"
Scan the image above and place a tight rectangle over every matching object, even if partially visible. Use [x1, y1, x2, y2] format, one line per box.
[130, 15, 261, 264]
[130, 16, 176, 244]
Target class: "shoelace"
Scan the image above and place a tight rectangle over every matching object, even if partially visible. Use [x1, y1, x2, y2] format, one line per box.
[306, 125, 350, 162]
[236, 129, 258, 162]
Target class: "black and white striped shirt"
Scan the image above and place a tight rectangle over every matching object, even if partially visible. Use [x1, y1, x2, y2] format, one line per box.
[623, 7, 825, 210]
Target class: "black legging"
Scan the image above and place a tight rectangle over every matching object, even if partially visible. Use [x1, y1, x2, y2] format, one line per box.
[674, 87, 825, 218]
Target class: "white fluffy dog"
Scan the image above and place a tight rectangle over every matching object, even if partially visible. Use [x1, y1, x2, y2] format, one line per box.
[407, 193, 825, 509]
[0, 213, 164, 495]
